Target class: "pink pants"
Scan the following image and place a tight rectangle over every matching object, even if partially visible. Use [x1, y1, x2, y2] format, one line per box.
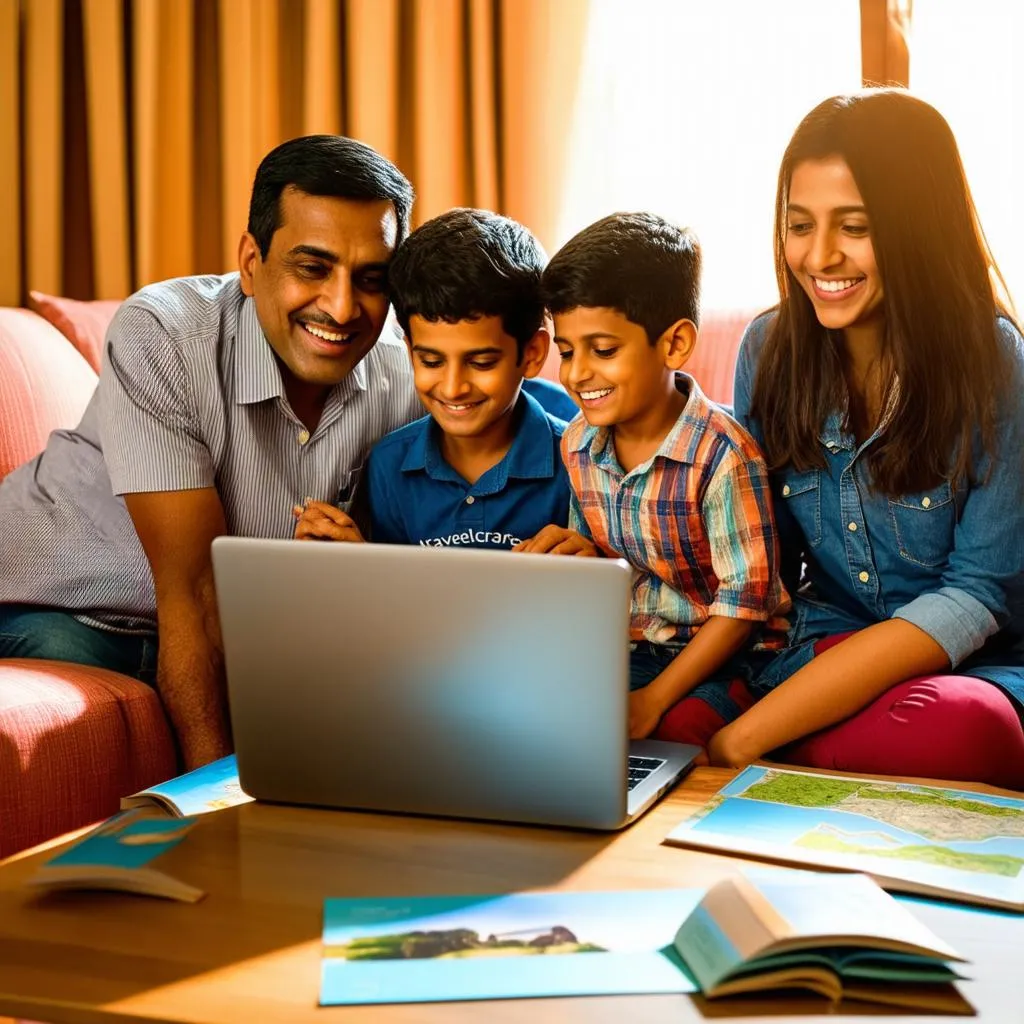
[776, 634, 1024, 791]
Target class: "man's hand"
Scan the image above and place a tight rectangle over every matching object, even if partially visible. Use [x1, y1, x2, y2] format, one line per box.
[293, 500, 366, 542]
[628, 686, 667, 740]
[512, 525, 598, 556]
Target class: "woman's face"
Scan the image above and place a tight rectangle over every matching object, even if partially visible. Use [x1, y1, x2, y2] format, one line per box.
[784, 156, 884, 339]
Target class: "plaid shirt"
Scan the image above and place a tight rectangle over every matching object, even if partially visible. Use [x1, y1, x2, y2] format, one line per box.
[563, 374, 790, 647]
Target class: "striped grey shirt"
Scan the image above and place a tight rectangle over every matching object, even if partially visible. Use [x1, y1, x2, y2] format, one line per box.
[0, 273, 420, 631]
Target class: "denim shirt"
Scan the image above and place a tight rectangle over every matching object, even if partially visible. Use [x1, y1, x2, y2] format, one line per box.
[734, 312, 1024, 707]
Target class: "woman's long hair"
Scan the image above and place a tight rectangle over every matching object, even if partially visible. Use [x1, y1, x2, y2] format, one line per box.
[752, 89, 1014, 495]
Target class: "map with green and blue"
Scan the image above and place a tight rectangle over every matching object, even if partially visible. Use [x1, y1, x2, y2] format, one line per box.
[666, 766, 1024, 910]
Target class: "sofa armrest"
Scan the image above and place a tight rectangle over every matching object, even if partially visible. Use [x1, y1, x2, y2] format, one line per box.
[0, 659, 177, 857]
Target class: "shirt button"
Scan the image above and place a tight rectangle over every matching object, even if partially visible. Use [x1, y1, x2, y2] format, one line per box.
[858, 570, 870, 583]
[298, 429, 310, 445]
[781, 485, 791, 496]
[848, 522, 858, 532]
[465, 495, 475, 505]
[922, 497, 932, 508]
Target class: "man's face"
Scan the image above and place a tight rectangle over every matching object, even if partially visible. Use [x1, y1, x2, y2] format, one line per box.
[238, 187, 398, 390]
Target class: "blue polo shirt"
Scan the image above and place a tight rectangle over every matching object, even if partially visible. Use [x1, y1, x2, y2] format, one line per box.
[366, 385, 571, 548]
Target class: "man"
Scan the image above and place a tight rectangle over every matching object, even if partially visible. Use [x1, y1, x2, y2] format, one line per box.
[0, 135, 421, 768]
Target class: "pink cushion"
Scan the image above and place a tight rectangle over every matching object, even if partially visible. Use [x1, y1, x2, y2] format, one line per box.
[687, 308, 761, 407]
[0, 308, 98, 481]
[0, 660, 177, 857]
[27, 291, 122, 374]
[537, 308, 760, 406]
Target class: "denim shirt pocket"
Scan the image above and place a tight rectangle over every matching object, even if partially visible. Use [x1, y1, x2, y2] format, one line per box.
[888, 482, 956, 567]
[777, 469, 822, 548]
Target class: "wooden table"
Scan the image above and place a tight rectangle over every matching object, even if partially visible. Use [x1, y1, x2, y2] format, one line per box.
[0, 768, 1021, 1023]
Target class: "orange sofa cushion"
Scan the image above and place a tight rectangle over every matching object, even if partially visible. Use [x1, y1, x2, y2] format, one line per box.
[0, 308, 98, 481]
[0, 660, 177, 858]
[27, 291, 122, 374]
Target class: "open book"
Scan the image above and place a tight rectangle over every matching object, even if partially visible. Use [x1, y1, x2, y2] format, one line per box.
[27, 809, 205, 903]
[121, 754, 253, 817]
[677, 870, 969, 1013]
[319, 872, 969, 1011]
[664, 764, 1024, 911]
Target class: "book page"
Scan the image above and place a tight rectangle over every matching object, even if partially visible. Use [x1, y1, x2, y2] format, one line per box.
[122, 754, 252, 816]
[320, 889, 701, 1005]
[672, 870, 964, 996]
[742, 871, 962, 961]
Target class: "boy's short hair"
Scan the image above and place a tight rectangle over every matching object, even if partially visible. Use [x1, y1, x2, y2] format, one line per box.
[541, 213, 701, 343]
[387, 208, 547, 360]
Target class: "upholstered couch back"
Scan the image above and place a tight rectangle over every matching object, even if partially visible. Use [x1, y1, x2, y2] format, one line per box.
[0, 309, 98, 482]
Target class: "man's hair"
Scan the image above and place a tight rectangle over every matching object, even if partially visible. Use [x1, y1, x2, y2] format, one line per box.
[387, 208, 547, 361]
[541, 212, 701, 343]
[247, 135, 414, 258]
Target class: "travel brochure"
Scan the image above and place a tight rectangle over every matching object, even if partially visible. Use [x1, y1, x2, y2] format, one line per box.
[321, 888, 700, 1005]
[664, 765, 1024, 911]
[28, 809, 205, 903]
[120, 754, 252, 817]
[319, 871, 971, 1012]
[28, 755, 1018, 1011]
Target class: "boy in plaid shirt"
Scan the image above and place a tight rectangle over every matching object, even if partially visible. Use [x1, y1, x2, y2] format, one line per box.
[517, 213, 790, 749]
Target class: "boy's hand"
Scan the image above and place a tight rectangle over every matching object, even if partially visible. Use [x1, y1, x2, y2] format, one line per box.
[293, 500, 365, 543]
[628, 687, 667, 740]
[512, 525, 598, 556]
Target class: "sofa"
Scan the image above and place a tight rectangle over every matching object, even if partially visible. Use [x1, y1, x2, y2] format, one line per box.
[0, 295, 756, 858]
[0, 302, 177, 858]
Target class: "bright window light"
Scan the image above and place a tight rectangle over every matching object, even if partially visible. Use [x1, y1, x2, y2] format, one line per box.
[910, 1, 1024, 311]
[555, 0, 862, 310]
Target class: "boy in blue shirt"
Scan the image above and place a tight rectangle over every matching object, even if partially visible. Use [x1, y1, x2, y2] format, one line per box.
[295, 208, 574, 547]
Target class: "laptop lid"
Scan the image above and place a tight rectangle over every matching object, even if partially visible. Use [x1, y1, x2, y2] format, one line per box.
[212, 538, 685, 829]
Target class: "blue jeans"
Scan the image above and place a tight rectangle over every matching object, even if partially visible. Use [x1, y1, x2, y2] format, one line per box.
[0, 604, 158, 685]
[629, 641, 767, 724]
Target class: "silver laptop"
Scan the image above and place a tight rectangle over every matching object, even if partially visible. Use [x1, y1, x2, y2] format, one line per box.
[212, 538, 699, 830]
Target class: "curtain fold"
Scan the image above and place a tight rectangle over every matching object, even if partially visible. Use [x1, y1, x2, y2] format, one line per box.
[82, 0, 131, 300]
[2, 1, 894, 305]
[23, 0, 63, 299]
[860, 0, 911, 87]
[0, 0, 21, 306]
[1, 0, 591, 303]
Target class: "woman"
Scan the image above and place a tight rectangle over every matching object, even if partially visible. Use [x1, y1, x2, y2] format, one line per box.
[713, 89, 1024, 788]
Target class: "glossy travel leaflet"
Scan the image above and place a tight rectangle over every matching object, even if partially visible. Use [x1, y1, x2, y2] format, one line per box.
[121, 754, 253, 817]
[678, 870, 969, 1013]
[319, 873, 968, 1010]
[664, 764, 1024, 911]
[27, 809, 204, 903]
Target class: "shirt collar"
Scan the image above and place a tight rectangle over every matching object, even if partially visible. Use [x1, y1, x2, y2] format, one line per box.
[567, 372, 709, 468]
[234, 299, 286, 405]
[817, 375, 902, 452]
[233, 298, 368, 407]
[400, 388, 557, 492]
[503, 388, 557, 480]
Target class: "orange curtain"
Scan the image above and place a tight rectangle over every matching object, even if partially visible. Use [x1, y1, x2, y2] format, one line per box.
[0, 0, 591, 306]
[1, 2, 908, 308]
[860, 0, 912, 87]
